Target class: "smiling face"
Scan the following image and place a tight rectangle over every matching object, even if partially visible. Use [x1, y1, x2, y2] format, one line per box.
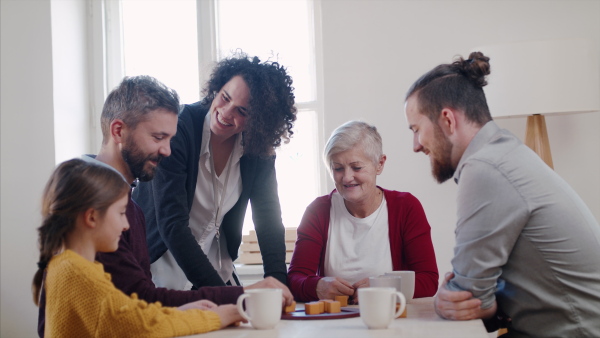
[405, 95, 455, 183]
[121, 108, 177, 182]
[330, 146, 385, 213]
[95, 194, 130, 253]
[209, 75, 250, 142]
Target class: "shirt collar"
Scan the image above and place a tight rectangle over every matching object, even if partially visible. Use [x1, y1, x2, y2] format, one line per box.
[200, 113, 244, 163]
[453, 120, 501, 184]
[80, 154, 135, 188]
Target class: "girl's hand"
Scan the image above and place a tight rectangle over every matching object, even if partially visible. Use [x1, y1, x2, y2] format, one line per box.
[212, 304, 246, 328]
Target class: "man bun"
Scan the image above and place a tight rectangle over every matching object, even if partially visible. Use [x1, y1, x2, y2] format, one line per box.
[406, 51, 492, 126]
[455, 51, 490, 88]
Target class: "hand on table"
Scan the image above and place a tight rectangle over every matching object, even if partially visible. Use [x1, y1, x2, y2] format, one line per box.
[244, 276, 294, 307]
[316, 276, 354, 301]
[178, 299, 218, 311]
[434, 272, 494, 320]
[211, 304, 247, 329]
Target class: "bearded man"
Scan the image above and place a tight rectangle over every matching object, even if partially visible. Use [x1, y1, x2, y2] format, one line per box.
[404, 53, 600, 338]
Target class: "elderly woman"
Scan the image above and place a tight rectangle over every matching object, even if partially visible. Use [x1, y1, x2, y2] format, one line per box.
[287, 121, 438, 302]
[134, 53, 296, 290]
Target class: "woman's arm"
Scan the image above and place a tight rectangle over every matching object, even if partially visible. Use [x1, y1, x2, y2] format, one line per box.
[249, 156, 288, 284]
[287, 197, 329, 302]
[394, 193, 439, 297]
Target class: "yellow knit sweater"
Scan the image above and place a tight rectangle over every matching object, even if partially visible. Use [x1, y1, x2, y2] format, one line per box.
[44, 250, 221, 337]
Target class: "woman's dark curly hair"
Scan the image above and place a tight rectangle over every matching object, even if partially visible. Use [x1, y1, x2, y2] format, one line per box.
[201, 52, 297, 157]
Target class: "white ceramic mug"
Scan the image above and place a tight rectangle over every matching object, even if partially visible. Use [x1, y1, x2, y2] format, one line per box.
[369, 275, 402, 292]
[236, 288, 282, 329]
[358, 287, 406, 329]
[384, 271, 415, 303]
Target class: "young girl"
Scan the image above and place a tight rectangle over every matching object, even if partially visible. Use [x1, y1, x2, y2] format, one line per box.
[32, 159, 243, 337]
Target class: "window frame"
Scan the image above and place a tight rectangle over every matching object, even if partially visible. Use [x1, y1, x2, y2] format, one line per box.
[95, 0, 329, 211]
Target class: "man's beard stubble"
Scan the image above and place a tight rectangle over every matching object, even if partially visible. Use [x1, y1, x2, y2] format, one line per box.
[121, 137, 163, 182]
[431, 124, 455, 184]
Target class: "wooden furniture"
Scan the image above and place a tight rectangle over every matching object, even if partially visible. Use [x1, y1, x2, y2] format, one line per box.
[525, 114, 553, 169]
[237, 228, 296, 264]
[181, 298, 489, 338]
[474, 38, 599, 170]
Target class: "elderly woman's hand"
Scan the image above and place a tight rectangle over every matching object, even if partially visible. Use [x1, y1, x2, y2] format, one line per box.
[348, 277, 370, 304]
[316, 277, 355, 300]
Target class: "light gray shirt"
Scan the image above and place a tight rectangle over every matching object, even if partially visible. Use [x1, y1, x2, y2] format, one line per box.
[447, 121, 600, 337]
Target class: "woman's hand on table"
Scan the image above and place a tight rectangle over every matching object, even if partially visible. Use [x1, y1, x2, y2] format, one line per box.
[244, 276, 294, 307]
[316, 277, 355, 301]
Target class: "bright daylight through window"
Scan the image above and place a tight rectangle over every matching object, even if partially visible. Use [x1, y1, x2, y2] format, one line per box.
[119, 0, 321, 234]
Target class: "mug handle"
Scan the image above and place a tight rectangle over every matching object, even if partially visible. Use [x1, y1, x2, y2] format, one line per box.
[236, 294, 252, 322]
[393, 292, 407, 318]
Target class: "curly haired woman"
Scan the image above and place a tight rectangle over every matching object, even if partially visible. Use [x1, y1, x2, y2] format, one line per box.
[134, 52, 297, 291]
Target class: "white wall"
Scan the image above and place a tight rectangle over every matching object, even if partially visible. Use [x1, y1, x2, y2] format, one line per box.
[1, 1, 56, 336]
[319, 0, 600, 285]
[51, 0, 93, 163]
[1, 0, 598, 336]
[1, 0, 97, 336]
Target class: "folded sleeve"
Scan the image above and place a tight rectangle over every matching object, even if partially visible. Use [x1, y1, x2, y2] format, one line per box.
[447, 160, 528, 309]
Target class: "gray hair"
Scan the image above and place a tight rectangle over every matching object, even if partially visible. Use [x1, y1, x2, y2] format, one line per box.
[323, 120, 383, 169]
[101, 75, 180, 144]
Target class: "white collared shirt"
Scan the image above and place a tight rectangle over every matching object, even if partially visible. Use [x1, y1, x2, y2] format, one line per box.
[151, 114, 243, 290]
[324, 191, 392, 284]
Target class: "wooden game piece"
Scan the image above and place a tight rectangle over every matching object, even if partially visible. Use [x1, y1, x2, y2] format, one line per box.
[305, 302, 323, 315]
[283, 301, 297, 313]
[396, 303, 407, 318]
[334, 295, 348, 307]
[325, 300, 341, 313]
[317, 301, 324, 313]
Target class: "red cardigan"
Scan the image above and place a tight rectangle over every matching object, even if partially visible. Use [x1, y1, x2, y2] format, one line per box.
[287, 188, 439, 302]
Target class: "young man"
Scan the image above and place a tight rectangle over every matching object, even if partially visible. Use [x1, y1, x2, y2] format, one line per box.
[404, 52, 600, 337]
[38, 76, 292, 337]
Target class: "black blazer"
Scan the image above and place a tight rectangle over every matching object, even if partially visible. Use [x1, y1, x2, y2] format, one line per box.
[133, 102, 287, 287]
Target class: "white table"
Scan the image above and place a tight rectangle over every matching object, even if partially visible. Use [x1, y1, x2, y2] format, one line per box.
[184, 298, 489, 338]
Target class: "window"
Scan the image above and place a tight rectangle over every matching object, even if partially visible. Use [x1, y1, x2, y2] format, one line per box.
[110, 0, 323, 232]
[120, 0, 201, 103]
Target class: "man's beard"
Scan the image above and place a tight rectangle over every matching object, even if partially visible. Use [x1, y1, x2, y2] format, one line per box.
[121, 138, 163, 182]
[430, 124, 455, 184]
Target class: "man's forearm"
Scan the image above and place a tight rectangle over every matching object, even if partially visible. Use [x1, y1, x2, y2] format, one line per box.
[478, 300, 497, 320]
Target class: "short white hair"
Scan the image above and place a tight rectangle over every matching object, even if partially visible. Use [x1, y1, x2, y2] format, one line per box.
[323, 120, 383, 169]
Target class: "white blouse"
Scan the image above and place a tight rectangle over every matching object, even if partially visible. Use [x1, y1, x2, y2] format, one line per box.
[324, 191, 392, 284]
[151, 114, 243, 290]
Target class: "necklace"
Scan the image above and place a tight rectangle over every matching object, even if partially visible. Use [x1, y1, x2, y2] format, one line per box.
[209, 143, 234, 271]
